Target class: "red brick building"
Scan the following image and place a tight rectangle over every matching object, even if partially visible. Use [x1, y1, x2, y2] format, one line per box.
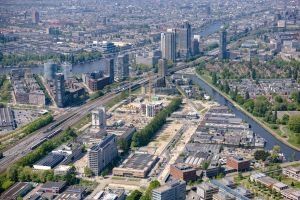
[170, 163, 197, 182]
[226, 156, 250, 172]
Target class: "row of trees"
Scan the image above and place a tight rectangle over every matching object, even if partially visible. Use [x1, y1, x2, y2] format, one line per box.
[0, 51, 102, 66]
[22, 114, 53, 136]
[0, 128, 77, 192]
[131, 98, 182, 147]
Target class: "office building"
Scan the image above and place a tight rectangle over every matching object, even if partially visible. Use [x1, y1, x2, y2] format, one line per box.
[170, 163, 197, 182]
[100, 41, 117, 54]
[161, 29, 176, 62]
[226, 156, 250, 172]
[176, 21, 192, 59]
[196, 182, 219, 200]
[44, 61, 57, 80]
[106, 58, 115, 84]
[55, 73, 65, 108]
[192, 39, 200, 56]
[116, 54, 129, 81]
[152, 180, 186, 200]
[91, 106, 106, 130]
[158, 58, 168, 77]
[62, 62, 73, 79]
[32, 10, 39, 24]
[88, 134, 118, 175]
[219, 30, 228, 59]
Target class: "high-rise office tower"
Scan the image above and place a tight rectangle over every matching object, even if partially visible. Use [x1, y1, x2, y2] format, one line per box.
[191, 39, 200, 56]
[161, 29, 176, 62]
[152, 180, 186, 200]
[158, 58, 168, 77]
[44, 61, 57, 80]
[32, 10, 40, 24]
[88, 134, 118, 175]
[55, 73, 65, 108]
[105, 58, 114, 84]
[62, 62, 73, 79]
[176, 21, 192, 59]
[91, 106, 106, 130]
[116, 54, 129, 81]
[219, 30, 228, 59]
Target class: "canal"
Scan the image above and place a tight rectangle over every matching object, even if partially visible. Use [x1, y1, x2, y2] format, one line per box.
[190, 75, 300, 161]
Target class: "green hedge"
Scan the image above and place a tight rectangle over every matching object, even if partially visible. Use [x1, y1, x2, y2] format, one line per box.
[131, 98, 182, 147]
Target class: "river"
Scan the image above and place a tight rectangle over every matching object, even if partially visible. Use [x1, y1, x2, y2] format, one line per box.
[0, 59, 106, 75]
[190, 75, 300, 161]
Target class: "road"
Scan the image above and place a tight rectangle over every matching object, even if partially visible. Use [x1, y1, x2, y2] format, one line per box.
[0, 78, 150, 173]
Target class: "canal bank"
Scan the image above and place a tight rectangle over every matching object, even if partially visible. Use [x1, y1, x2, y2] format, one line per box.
[186, 73, 300, 160]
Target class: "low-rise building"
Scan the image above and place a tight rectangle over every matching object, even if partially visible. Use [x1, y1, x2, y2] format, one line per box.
[226, 156, 250, 172]
[152, 180, 186, 200]
[55, 186, 86, 200]
[0, 182, 32, 200]
[281, 188, 300, 200]
[39, 181, 66, 194]
[283, 166, 300, 182]
[113, 152, 158, 178]
[170, 163, 197, 182]
[196, 182, 219, 200]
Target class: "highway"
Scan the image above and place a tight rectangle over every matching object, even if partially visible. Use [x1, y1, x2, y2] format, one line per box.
[0, 78, 150, 173]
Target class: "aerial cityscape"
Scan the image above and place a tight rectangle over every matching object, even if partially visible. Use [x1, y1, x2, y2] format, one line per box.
[0, 0, 300, 199]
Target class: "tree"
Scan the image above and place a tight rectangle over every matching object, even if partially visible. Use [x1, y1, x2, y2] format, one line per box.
[224, 81, 230, 94]
[254, 150, 270, 161]
[212, 72, 218, 85]
[202, 162, 209, 170]
[141, 180, 161, 200]
[251, 69, 257, 80]
[288, 115, 300, 133]
[126, 190, 143, 200]
[245, 91, 250, 100]
[84, 166, 93, 177]
[270, 145, 281, 163]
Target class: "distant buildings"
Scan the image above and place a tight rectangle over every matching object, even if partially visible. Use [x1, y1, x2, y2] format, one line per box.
[82, 71, 110, 92]
[176, 21, 192, 59]
[161, 29, 176, 62]
[158, 58, 168, 77]
[61, 62, 73, 79]
[11, 69, 46, 106]
[91, 106, 106, 130]
[116, 54, 130, 81]
[106, 58, 115, 84]
[32, 10, 39, 24]
[55, 73, 66, 108]
[99, 41, 117, 54]
[152, 180, 186, 200]
[219, 30, 228, 59]
[44, 61, 57, 81]
[88, 134, 118, 175]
